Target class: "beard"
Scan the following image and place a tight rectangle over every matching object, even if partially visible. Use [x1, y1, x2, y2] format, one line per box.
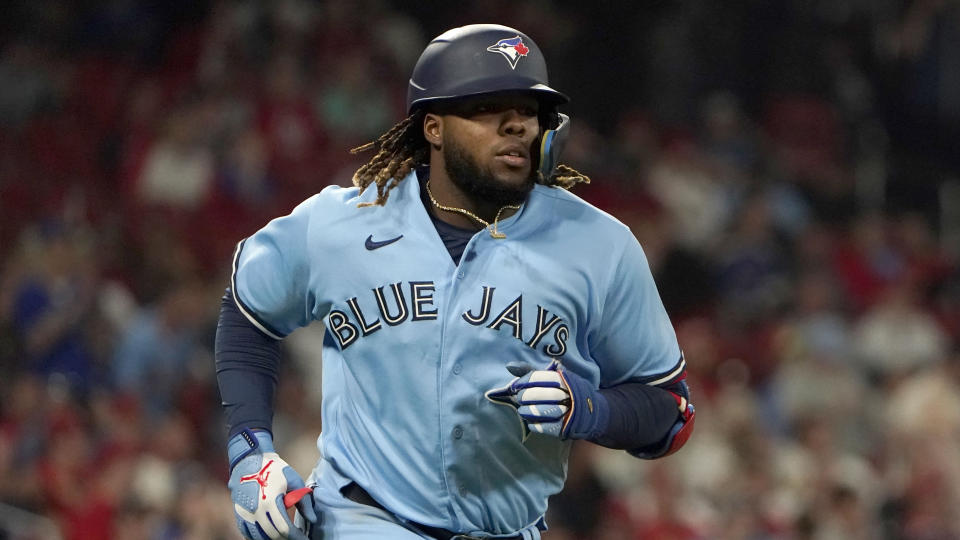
[442, 136, 536, 208]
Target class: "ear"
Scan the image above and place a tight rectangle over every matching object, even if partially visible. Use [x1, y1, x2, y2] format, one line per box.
[423, 113, 443, 150]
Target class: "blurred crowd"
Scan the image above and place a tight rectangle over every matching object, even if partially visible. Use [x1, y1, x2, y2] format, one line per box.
[1, 1, 959, 539]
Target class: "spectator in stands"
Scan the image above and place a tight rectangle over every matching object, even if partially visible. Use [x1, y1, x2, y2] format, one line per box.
[112, 279, 213, 420]
[8, 223, 101, 395]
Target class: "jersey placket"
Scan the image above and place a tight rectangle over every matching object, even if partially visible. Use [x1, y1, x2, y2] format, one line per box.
[433, 231, 486, 532]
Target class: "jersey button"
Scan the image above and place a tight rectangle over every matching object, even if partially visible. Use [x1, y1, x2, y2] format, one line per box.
[452, 426, 463, 439]
[452, 363, 462, 375]
[457, 271, 465, 279]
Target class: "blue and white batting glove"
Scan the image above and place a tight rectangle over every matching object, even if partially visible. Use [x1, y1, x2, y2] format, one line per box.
[485, 360, 609, 441]
[227, 429, 317, 540]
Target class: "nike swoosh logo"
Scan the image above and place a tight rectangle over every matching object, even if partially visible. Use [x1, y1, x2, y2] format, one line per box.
[365, 234, 403, 250]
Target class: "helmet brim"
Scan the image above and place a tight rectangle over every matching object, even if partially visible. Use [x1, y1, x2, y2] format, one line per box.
[409, 82, 568, 114]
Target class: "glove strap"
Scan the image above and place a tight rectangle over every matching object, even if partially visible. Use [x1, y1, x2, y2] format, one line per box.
[558, 370, 609, 440]
[227, 428, 275, 471]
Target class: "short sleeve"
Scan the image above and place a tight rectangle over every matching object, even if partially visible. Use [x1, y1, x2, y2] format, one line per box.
[230, 196, 319, 339]
[591, 236, 683, 386]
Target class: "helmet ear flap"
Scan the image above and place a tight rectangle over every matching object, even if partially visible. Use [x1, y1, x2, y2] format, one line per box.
[538, 107, 561, 131]
[537, 113, 570, 179]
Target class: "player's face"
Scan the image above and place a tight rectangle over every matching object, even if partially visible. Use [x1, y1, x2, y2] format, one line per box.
[439, 93, 541, 206]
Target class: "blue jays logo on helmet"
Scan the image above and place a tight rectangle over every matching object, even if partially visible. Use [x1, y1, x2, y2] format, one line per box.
[486, 36, 530, 70]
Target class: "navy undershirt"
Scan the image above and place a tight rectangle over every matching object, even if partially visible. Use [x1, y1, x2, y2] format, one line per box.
[214, 175, 683, 451]
[429, 216, 474, 265]
[417, 167, 475, 265]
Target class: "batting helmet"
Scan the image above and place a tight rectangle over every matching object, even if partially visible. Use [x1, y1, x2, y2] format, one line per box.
[407, 24, 571, 177]
[406, 24, 568, 114]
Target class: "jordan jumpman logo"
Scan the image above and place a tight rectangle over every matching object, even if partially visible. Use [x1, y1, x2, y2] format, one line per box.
[239, 459, 274, 500]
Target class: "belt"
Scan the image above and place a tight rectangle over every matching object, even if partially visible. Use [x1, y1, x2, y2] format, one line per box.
[340, 482, 522, 540]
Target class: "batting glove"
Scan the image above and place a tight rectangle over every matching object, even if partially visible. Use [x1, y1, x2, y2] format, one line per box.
[485, 360, 609, 441]
[227, 429, 317, 540]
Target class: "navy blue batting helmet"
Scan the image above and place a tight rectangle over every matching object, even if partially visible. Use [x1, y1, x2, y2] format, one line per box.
[406, 24, 568, 114]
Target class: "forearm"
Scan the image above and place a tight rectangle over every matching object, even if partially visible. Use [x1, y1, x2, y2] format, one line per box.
[215, 290, 281, 437]
[591, 382, 682, 450]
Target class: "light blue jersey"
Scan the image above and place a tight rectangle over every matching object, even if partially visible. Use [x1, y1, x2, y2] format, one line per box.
[231, 171, 682, 535]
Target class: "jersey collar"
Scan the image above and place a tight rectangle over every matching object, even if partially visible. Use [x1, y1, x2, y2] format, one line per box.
[404, 166, 540, 239]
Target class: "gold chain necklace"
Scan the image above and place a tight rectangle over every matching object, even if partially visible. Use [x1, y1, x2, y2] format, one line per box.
[425, 180, 520, 239]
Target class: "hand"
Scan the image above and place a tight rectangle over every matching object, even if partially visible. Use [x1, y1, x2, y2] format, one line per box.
[227, 430, 318, 540]
[485, 360, 607, 440]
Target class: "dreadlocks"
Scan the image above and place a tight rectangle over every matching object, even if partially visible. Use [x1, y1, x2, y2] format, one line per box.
[350, 110, 429, 208]
[350, 110, 590, 207]
[547, 164, 590, 191]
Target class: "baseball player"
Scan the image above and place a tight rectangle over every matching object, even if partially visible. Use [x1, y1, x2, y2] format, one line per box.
[215, 24, 695, 540]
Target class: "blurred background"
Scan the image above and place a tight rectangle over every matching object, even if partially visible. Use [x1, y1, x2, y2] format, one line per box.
[1, 1, 959, 539]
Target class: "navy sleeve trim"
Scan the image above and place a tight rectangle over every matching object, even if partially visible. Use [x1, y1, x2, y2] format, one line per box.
[635, 352, 686, 386]
[230, 239, 286, 340]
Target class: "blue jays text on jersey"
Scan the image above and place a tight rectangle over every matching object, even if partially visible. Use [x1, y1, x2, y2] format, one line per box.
[230, 170, 683, 535]
[325, 280, 570, 357]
